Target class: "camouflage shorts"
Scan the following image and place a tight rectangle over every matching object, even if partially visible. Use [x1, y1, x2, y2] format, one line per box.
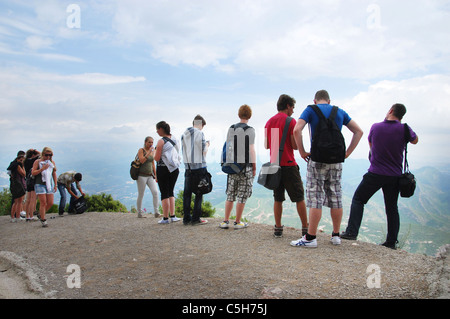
[226, 165, 254, 204]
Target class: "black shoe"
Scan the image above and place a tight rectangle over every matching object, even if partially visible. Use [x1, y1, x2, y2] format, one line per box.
[380, 241, 397, 250]
[340, 231, 357, 240]
[273, 225, 284, 238]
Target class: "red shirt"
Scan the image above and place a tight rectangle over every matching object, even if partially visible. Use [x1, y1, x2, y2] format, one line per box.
[265, 112, 297, 166]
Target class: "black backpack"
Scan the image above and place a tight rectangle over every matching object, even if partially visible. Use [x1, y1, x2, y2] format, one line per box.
[309, 105, 346, 164]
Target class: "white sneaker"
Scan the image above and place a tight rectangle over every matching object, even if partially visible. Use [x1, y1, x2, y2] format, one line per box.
[158, 218, 170, 224]
[170, 216, 181, 222]
[330, 236, 341, 245]
[290, 235, 317, 248]
[234, 221, 249, 229]
[219, 221, 229, 229]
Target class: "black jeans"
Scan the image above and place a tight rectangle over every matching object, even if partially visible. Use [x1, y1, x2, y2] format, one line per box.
[183, 168, 206, 223]
[345, 172, 400, 245]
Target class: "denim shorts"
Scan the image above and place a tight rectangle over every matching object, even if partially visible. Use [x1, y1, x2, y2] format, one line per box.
[34, 183, 54, 195]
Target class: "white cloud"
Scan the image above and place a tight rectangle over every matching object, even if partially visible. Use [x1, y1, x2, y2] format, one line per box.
[25, 35, 53, 50]
[342, 74, 450, 166]
[111, 0, 450, 80]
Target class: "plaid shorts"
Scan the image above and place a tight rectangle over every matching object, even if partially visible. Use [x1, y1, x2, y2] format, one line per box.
[226, 165, 254, 203]
[306, 160, 343, 209]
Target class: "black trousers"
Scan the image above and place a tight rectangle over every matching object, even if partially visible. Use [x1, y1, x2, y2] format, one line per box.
[345, 172, 400, 245]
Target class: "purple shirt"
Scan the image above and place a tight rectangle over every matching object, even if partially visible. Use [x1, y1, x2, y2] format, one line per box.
[368, 119, 417, 176]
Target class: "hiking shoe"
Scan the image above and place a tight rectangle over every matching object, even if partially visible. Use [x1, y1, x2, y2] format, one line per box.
[138, 212, 146, 218]
[158, 218, 170, 224]
[192, 219, 208, 226]
[290, 235, 317, 248]
[273, 225, 284, 238]
[330, 236, 341, 245]
[340, 231, 357, 240]
[154, 212, 161, 218]
[170, 216, 181, 222]
[219, 221, 230, 229]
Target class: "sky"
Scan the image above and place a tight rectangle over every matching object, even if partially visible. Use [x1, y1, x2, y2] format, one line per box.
[1, 0, 450, 177]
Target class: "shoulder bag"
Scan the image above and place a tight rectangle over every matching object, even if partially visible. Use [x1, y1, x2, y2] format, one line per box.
[399, 123, 416, 198]
[257, 116, 293, 190]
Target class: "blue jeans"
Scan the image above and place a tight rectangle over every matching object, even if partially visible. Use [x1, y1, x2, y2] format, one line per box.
[345, 172, 400, 245]
[183, 168, 205, 223]
[58, 182, 78, 214]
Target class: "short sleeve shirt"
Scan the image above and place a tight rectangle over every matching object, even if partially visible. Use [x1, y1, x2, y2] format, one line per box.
[265, 112, 297, 166]
[368, 120, 417, 176]
[57, 171, 77, 187]
[299, 104, 351, 140]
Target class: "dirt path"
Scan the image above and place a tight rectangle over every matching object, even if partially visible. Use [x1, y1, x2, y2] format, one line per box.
[0, 212, 445, 299]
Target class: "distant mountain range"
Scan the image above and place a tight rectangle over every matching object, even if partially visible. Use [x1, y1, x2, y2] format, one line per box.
[2, 153, 449, 256]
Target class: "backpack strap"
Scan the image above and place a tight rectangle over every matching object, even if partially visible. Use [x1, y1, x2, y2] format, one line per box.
[403, 123, 411, 174]
[309, 104, 339, 121]
[276, 116, 293, 165]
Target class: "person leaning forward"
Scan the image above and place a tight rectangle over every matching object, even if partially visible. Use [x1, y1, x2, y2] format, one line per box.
[57, 171, 84, 216]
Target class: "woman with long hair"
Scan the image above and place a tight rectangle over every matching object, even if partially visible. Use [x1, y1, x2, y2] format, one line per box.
[24, 149, 40, 221]
[136, 136, 160, 218]
[8, 152, 26, 222]
[32, 147, 57, 227]
[154, 121, 181, 224]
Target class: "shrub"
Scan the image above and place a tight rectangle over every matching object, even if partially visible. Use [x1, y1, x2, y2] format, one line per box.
[85, 193, 127, 213]
[0, 188, 12, 216]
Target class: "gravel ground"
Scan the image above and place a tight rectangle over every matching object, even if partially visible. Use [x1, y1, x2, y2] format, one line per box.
[0, 212, 447, 299]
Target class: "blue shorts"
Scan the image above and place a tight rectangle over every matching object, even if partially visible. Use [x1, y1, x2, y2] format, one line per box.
[34, 183, 54, 195]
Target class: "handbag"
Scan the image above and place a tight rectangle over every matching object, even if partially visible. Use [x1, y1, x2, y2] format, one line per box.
[196, 170, 213, 195]
[399, 123, 416, 198]
[130, 149, 146, 181]
[257, 116, 293, 190]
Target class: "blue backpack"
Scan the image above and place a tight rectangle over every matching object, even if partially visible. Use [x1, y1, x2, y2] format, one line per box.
[221, 124, 251, 174]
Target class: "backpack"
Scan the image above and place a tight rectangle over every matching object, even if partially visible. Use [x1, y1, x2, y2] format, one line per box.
[221, 124, 251, 174]
[309, 105, 346, 164]
[162, 137, 181, 172]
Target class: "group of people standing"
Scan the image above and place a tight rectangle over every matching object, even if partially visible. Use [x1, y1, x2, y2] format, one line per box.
[134, 89, 418, 250]
[135, 106, 256, 228]
[7, 89, 418, 249]
[8, 147, 85, 227]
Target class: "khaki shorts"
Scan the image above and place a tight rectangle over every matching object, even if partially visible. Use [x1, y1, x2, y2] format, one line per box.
[306, 160, 343, 209]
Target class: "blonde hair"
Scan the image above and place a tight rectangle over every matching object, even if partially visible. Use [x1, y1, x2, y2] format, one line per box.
[144, 136, 154, 148]
[41, 147, 53, 158]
